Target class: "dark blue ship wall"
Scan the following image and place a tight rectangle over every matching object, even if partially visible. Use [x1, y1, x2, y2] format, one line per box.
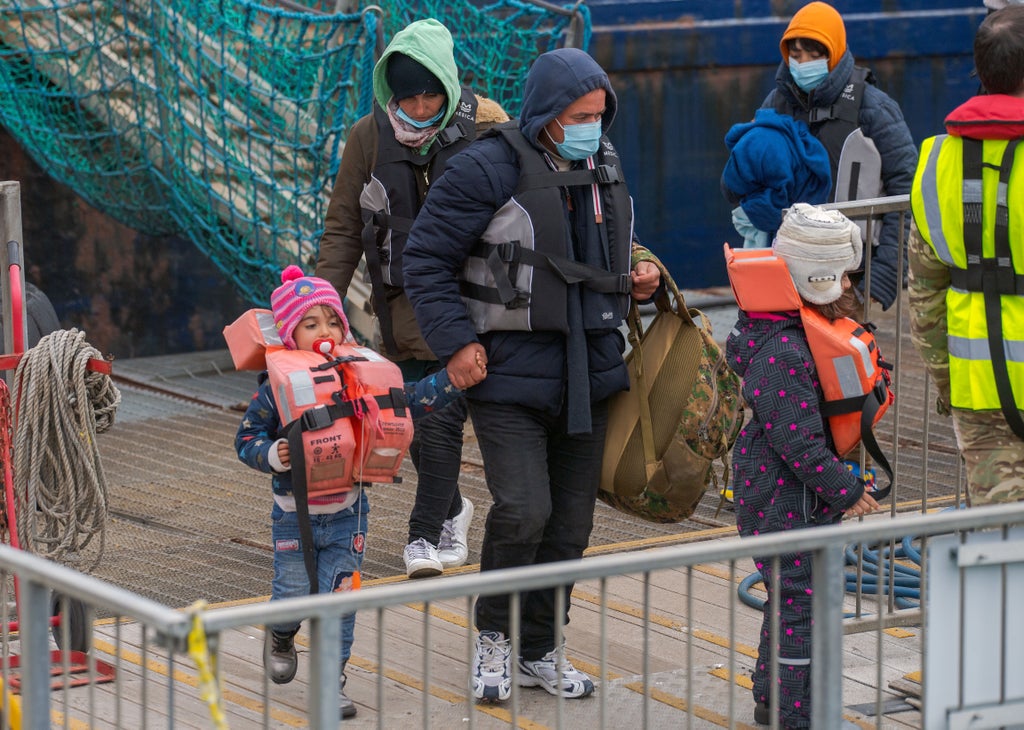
[587, 0, 987, 288]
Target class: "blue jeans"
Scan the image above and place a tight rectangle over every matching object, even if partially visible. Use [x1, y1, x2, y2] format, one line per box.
[468, 398, 608, 660]
[269, 491, 369, 666]
[399, 359, 467, 546]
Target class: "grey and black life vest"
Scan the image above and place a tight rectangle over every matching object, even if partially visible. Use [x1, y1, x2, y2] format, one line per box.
[460, 122, 634, 334]
[359, 88, 478, 352]
[776, 66, 883, 241]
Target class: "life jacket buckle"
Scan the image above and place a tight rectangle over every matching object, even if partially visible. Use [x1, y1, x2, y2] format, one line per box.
[495, 241, 520, 264]
[504, 290, 531, 309]
[807, 105, 836, 123]
[594, 165, 621, 184]
[300, 404, 333, 432]
[436, 121, 467, 147]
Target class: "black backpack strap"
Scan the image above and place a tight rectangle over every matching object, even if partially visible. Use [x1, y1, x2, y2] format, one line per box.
[857, 381, 894, 501]
[819, 380, 894, 501]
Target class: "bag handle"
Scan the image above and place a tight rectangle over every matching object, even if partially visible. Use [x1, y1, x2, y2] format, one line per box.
[626, 254, 697, 481]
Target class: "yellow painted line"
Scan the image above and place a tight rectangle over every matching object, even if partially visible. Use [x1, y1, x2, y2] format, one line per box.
[710, 667, 753, 689]
[709, 669, 873, 729]
[405, 601, 470, 629]
[405, 598, 763, 728]
[344, 654, 547, 729]
[623, 676, 759, 729]
[905, 670, 921, 683]
[48, 711, 87, 730]
[572, 588, 760, 658]
[91, 638, 307, 727]
[886, 628, 915, 638]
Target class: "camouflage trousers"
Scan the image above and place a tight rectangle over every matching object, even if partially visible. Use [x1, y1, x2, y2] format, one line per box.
[951, 408, 1024, 505]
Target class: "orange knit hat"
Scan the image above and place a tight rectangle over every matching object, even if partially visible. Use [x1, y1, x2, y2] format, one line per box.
[780, 2, 847, 71]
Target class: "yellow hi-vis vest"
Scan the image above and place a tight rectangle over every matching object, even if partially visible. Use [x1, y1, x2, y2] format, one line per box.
[911, 134, 1024, 418]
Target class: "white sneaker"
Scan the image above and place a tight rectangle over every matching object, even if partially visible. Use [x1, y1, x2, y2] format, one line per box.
[437, 497, 474, 569]
[471, 630, 512, 702]
[517, 646, 595, 698]
[403, 538, 442, 579]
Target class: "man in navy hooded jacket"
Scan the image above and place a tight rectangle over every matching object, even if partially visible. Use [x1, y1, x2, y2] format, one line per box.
[403, 48, 660, 702]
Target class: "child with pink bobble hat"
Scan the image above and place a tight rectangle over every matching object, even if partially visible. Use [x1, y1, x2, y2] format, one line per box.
[234, 265, 469, 719]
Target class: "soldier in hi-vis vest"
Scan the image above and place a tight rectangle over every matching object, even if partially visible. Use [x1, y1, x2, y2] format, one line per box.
[909, 5, 1024, 504]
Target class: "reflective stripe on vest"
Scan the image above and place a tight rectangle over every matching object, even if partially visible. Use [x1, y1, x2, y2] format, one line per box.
[461, 123, 633, 335]
[267, 345, 413, 490]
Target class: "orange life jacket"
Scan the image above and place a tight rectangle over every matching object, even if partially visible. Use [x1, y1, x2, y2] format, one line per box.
[723, 244, 894, 498]
[224, 309, 413, 494]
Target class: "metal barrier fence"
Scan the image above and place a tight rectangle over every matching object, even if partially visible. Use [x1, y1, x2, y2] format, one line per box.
[2, 503, 1024, 727]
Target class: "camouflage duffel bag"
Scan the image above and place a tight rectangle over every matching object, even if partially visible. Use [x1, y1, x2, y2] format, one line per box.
[598, 260, 744, 523]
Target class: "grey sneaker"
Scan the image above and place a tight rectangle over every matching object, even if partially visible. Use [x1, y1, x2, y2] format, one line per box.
[263, 628, 298, 685]
[517, 645, 594, 698]
[471, 630, 512, 702]
[403, 537, 443, 578]
[437, 497, 474, 569]
[340, 671, 357, 719]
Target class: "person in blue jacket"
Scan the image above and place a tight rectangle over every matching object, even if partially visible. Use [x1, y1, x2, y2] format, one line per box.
[402, 48, 661, 703]
[761, 1, 917, 311]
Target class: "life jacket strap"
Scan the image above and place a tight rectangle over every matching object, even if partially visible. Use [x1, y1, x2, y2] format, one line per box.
[464, 240, 631, 309]
[360, 209, 405, 355]
[516, 164, 622, 193]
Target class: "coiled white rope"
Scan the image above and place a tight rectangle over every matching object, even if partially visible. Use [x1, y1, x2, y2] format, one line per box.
[11, 328, 120, 569]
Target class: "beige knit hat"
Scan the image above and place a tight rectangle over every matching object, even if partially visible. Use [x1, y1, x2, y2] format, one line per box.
[773, 203, 862, 305]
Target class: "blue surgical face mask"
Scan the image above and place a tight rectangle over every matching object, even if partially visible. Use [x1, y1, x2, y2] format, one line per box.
[396, 105, 444, 129]
[789, 57, 829, 92]
[553, 119, 602, 160]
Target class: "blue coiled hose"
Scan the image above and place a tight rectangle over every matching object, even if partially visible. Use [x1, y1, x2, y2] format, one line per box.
[738, 535, 923, 612]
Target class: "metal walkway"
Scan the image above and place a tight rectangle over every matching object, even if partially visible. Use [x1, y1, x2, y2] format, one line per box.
[88, 291, 961, 610]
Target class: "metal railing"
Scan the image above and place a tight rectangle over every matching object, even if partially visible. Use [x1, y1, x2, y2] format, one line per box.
[2, 502, 1024, 727]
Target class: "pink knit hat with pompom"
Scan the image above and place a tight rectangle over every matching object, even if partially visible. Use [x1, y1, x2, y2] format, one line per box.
[270, 265, 349, 350]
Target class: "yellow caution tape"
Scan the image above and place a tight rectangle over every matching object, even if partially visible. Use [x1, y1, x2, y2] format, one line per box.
[186, 600, 229, 729]
[0, 674, 23, 729]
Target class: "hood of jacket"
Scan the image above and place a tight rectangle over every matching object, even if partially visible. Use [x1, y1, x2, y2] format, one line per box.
[519, 48, 618, 152]
[945, 93, 1024, 140]
[372, 19, 463, 127]
[774, 49, 855, 111]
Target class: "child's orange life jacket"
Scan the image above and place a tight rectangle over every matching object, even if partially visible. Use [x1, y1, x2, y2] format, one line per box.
[224, 309, 413, 494]
[723, 244, 894, 499]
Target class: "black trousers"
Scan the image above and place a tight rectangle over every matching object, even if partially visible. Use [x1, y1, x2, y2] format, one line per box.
[469, 398, 608, 660]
